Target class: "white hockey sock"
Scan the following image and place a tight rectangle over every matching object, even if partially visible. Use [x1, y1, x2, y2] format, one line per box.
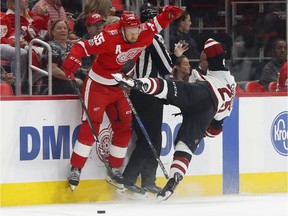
[170, 141, 192, 178]
[140, 78, 168, 99]
[154, 79, 168, 99]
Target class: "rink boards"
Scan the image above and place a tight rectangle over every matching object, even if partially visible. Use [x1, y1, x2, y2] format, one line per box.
[0, 93, 287, 206]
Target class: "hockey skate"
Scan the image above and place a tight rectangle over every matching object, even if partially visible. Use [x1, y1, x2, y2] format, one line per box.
[157, 172, 183, 201]
[106, 167, 134, 189]
[143, 184, 162, 194]
[116, 184, 148, 200]
[112, 73, 147, 91]
[68, 166, 81, 191]
[124, 184, 147, 195]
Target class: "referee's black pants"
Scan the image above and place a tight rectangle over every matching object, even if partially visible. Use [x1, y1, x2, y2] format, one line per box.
[123, 89, 164, 187]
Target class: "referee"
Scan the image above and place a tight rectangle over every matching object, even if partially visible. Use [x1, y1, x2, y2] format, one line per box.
[122, 6, 188, 194]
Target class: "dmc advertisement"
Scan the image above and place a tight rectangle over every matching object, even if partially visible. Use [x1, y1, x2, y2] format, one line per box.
[0, 100, 222, 184]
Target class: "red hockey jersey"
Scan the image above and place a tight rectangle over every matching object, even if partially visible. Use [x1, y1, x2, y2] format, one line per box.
[68, 13, 173, 86]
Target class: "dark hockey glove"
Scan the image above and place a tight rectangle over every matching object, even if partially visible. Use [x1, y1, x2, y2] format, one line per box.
[62, 55, 82, 79]
[205, 119, 223, 138]
[121, 59, 135, 77]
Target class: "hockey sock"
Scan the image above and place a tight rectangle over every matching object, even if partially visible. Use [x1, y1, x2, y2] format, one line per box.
[170, 141, 192, 178]
[140, 78, 168, 99]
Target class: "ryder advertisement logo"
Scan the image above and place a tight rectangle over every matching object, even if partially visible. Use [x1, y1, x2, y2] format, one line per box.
[271, 111, 288, 156]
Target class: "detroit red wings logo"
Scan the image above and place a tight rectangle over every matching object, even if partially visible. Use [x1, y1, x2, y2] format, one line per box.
[96, 124, 113, 161]
[116, 47, 146, 64]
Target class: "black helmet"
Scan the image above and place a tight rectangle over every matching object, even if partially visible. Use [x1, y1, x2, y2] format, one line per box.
[140, 8, 158, 23]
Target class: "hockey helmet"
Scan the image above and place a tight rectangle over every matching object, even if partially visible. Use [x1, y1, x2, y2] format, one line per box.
[140, 8, 158, 23]
[119, 12, 140, 28]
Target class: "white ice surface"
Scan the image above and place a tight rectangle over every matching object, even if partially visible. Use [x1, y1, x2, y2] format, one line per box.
[1, 193, 287, 216]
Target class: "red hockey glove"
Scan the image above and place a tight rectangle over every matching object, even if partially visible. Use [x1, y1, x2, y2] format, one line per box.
[162, 5, 182, 21]
[62, 55, 82, 79]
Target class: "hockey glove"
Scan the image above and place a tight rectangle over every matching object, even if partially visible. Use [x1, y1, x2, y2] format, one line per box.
[162, 5, 182, 21]
[205, 119, 223, 138]
[121, 60, 135, 77]
[62, 55, 82, 79]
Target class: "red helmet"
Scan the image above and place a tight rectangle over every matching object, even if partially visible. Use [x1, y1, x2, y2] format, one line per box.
[119, 12, 140, 28]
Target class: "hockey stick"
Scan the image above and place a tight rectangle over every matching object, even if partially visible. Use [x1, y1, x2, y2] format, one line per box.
[120, 60, 170, 180]
[71, 74, 134, 186]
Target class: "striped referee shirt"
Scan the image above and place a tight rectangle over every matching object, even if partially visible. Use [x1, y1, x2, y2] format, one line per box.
[134, 34, 174, 79]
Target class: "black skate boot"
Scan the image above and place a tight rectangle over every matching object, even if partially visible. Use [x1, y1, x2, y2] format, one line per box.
[157, 172, 183, 201]
[124, 184, 147, 195]
[68, 166, 81, 191]
[111, 73, 148, 91]
[143, 184, 162, 194]
[116, 184, 148, 200]
[106, 167, 134, 189]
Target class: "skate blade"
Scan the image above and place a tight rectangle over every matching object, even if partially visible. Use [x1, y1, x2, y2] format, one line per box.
[116, 188, 148, 200]
[106, 178, 124, 189]
[156, 191, 173, 202]
[69, 184, 76, 191]
[124, 185, 147, 195]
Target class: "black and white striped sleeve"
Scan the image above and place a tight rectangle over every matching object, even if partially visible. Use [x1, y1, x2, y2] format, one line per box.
[150, 34, 174, 77]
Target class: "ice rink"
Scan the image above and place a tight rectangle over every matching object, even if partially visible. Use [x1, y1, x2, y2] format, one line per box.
[1, 193, 287, 216]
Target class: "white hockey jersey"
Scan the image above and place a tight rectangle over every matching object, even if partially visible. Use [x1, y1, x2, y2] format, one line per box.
[189, 68, 236, 121]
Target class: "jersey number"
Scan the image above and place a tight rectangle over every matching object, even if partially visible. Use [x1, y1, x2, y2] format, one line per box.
[218, 84, 235, 112]
[94, 33, 105, 45]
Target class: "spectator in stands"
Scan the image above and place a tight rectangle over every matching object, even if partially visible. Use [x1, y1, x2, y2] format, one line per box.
[31, 0, 80, 44]
[253, 5, 286, 57]
[259, 39, 287, 90]
[78, 13, 106, 81]
[5, 0, 49, 43]
[73, 0, 113, 38]
[41, 19, 82, 94]
[277, 61, 287, 92]
[81, 13, 106, 40]
[168, 51, 208, 82]
[184, 0, 219, 24]
[32, 0, 66, 21]
[167, 55, 191, 82]
[5, 0, 49, 93]
[0, 15, 28, 92]
[169, 10, 199, 66]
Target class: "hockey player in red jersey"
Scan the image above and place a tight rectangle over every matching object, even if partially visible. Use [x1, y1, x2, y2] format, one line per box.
[61, 5, 183, 191]
[112, 38, 236, 200]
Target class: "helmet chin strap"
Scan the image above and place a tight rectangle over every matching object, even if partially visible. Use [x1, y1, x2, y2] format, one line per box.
[120, 27, 128, 43]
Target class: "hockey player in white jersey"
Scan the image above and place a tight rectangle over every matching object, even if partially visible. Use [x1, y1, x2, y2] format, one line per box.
[112, 38, 236, 201]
